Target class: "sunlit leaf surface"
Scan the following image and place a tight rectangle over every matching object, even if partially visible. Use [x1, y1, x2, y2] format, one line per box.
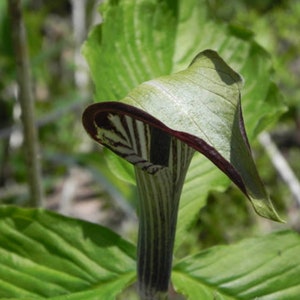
[173, 230, 300, 300]
[0, 206, 136, 299]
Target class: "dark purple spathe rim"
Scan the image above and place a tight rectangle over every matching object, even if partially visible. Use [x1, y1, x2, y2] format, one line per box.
[82, 101, 249, 198]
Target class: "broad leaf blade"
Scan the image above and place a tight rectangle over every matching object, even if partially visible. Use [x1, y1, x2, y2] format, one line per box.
[172, 272, 234, 300]
[173, 230, 300, 299]
[0, 206, 136, 299]
[177, 153, 230, 250]
[83, 0, 177, 101]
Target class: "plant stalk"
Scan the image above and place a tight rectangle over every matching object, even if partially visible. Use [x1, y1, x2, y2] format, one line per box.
[136, 137, 194, 299]
[8, 0, 44, 206]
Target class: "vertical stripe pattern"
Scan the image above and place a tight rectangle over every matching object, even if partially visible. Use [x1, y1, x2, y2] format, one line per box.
[136, 138, 194, 299]
[95, 113, 167, 174]
[93, 111, 195, 299]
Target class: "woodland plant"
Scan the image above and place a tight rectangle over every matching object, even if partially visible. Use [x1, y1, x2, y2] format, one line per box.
[1, 0, 300, 299]
[82, 49, 281, 299]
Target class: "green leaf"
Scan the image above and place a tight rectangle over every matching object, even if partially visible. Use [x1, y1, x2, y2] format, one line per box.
[103, 148, 136, 186]
[173, 230, 300, 299]
[177, 154, 230, 250]
[0, 206, 136, 299]
[83, 0, 177, 101]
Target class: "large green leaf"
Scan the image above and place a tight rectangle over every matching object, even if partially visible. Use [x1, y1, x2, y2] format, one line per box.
[0, 206, 136, 299]
[83, 0, 286, 250]
[84, 0, 177, 101]
[173, 230, 300, 299]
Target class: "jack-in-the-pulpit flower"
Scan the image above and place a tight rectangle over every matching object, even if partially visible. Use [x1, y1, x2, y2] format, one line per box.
[82, 50, 282, 300]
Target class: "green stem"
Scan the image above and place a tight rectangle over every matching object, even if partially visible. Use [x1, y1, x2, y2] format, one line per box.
[8, 0, 44, 206]
[136, 138, 194, 299]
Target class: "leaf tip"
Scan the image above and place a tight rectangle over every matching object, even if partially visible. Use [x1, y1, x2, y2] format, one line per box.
[250, 197, 285, 223]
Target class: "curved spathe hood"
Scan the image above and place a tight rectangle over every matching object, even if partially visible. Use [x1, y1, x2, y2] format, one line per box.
[83, 49, 282, 222]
